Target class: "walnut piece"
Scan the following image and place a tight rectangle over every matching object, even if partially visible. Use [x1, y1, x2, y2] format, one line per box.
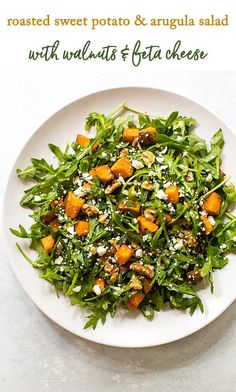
[82, 204, 99, 216]
[98, 213, 109, 224]
[130, 262, 155, 278]
[141, 181, 153, 190]
[141, 151, 155, 167]
[144, 208, 156, 222]
[183, 230, 197, 248]
[104, 181, 122, 195]
[120, 148, 129, 157]
[129, 274, 143, 290]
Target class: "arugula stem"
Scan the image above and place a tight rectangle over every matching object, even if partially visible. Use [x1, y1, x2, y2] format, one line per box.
[107, 102, 126, 119]
[200, 176, 230, 201]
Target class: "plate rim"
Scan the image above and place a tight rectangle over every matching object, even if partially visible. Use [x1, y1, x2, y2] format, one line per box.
[2, 85, 236, 348]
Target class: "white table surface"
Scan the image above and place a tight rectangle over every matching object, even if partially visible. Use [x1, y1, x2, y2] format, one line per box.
[1, 70, 236, 392]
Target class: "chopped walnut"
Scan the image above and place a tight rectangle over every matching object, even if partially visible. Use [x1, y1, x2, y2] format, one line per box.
[131, 241, 140, 249]
[82, 204, 99, 216]
[132, 137, 140, 148]
[130, 186, 139, 197]
[104, 181, 122, 195]
[110, 238, 120, 250]
[120, 148, 129, 157]
[141, 181, 153, 190]
[104, 262, 119, 283]
[186, 171, 194, 182]
[141, 151, 155, 167]
[90, 246, 97, 255]
[144, 208, 156, 222]
[130, 262, 155, 278]
[183, 230, 197, 248]
[129, 274, 143, 290]
[104, 261, 114, 274]
[98, 213, 109, 224]
[186, 269, 202, 285]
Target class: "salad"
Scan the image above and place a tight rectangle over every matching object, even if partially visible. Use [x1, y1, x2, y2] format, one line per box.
[11, 103, 236, 330]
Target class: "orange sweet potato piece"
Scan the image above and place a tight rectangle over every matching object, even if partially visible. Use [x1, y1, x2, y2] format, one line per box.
[165, 185, 180, 204]
[201, 216, 214, 235]
[41, 235, 55, 254]
[89, 165, 114, 183]
[111, 157, 133, 179]
[65, 191, 85, 218]
[137, 216, 158, 234]
[123, 128, 139, 143]
[127, 291, 145, 310]
[95, 277, 105, 291]
[91, 142, 99, 152]
[115, 244, 134, 264]
[76, 134, 90, 147]
[118, 201, 141, 214]
[203, 192, 222, 215]
[75, 220, 89, 236]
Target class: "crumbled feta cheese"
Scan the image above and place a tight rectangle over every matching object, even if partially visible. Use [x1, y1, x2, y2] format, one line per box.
[122, 190, 128, 196]
[156, 157, 164, 163]
[143, 235, 149, 241]
[101, 152, 107, 158]
[73, 285, 81, 293]
[182, 151, 187, 157]
[200, 210, 207, 216]
[54, 256, 63, 265]
[82, 173, 92, 180]
[160, 146, 168, 155]
[133, 218, 138, 224]
[74, 187, 85, 197]
[67, 226, 75, 235]
[156, 190, 168, 200]
[34, 195, 41, 202]
[163, 182, 172, 188]
[135, 249, 143, 258]
[73, 177, 82, 186]
[220, 244, 227, 250]
[208, 216, 216, 226]
[132, 160, 144, 170]
[233, 236, 236, 242]
[97, 246, 107, 257]
[159, 165, 168, 170]
[148, 170, 156, 177]
[93, 284, 102, 296]
[174, 238, 184, 250]
[206, 173, 213, 182]
[118, 176, 125, 184]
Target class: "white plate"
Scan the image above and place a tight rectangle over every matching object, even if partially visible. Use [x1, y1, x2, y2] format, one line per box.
[2, 87, 236, 347]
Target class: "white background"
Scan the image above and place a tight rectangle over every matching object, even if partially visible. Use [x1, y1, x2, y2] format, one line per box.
[1, 0, 236, 391]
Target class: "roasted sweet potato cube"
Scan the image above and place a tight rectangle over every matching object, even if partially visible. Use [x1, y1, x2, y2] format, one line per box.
[65, 191, 85, 218]
[115, 244, 134, 264]
[89, 165, 114, 183]
[127, 291, 145, 310]
[118, 201, 141, 214]
[201, 216, 214, 235]
[41, 235, 55, 254]
[75, 220, 89, 236]
[111, 157, 133, 179]
[76, 134, 90, 147]
[137, 216, 158, 234]
[203, 192, 222, 215]
[165, 185, 180, 204]
[123, 128, 139, 143]
[95, 277, 105, 291]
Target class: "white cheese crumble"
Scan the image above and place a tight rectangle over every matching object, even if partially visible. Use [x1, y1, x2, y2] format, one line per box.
[74, 187, 86, 197]
[97, 246, 107, 257]
[34, 195, 41, 202]
[206, 173, 213, 182]
[156, 157, 164, 163]
[156, 190, 168, 200]
[135, 249, 143, 258]
[174, 238, 184, 250]
[82, 173, 92, 180]
[131, 160, 144, 170]
[122, 190, 128, 196]
[73, 285, 81, 293]
[93, 284, 102, 296]
[233, 236, 236, 242]
[163, 182, 172, 188]
[67, 226, 75, 235]
[208, 216, 216, 226]
[54, 256, 63, 265]
[101, 152, 108, 158]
